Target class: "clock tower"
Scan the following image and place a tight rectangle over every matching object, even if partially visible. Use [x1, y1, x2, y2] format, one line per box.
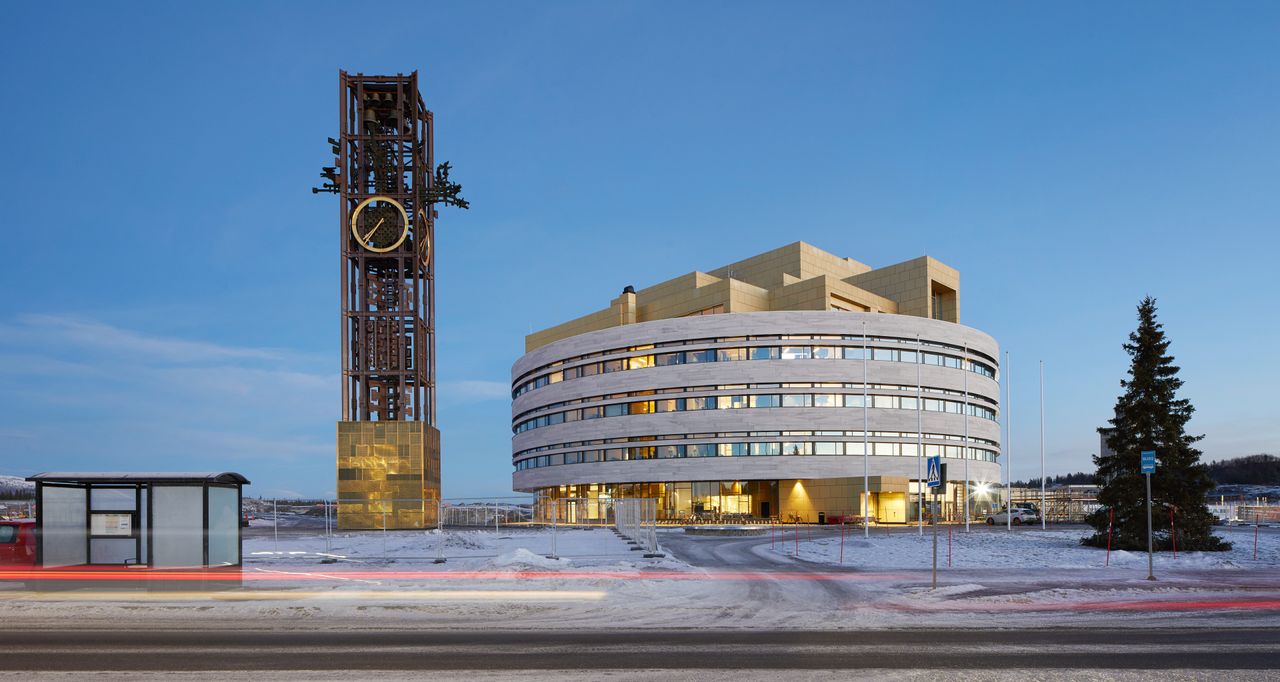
[318, 71, 460, 529]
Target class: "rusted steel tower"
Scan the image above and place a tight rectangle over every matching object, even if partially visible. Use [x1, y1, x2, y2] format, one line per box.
[326, 71, 441, 529]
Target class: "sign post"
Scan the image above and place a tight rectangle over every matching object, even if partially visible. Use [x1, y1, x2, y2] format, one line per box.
[1141, 450, 1156, 581]
[927, 456, 945, 589]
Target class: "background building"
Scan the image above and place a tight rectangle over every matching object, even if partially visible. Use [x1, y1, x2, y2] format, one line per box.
[511, 242, 1002, 523]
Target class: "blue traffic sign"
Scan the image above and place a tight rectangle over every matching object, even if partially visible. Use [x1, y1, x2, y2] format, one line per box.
[926, 456, 942, 488]
[1141, 450, 1156, 474]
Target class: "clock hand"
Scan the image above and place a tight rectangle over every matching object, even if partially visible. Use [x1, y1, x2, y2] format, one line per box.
[361, 217, 386, 243]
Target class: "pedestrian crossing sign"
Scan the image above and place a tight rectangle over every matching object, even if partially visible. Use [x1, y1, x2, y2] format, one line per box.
[926, 456, 942, 488]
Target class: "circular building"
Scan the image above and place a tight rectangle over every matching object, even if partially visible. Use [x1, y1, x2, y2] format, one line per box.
[511, 243, 1002, 524]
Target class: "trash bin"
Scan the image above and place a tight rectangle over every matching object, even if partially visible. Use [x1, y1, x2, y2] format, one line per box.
[817, 512, 826, 525]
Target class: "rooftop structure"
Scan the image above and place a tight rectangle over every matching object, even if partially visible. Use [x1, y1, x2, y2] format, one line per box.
[527, 241, 960, 351]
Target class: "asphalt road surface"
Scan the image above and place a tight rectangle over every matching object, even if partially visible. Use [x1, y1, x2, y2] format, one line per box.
[2, 628, 1278, 673]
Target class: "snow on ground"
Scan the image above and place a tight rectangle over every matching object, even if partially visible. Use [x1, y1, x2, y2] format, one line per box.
[777, 524, 1280, 570]
[243, 527, 687, 571]
[3, 525, 1278, 631]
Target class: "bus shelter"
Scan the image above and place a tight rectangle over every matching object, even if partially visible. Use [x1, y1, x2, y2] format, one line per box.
[27, 472, 249, 569]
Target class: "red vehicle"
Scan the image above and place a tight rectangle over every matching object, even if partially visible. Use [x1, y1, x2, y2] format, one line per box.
[0, 520, 37, 569]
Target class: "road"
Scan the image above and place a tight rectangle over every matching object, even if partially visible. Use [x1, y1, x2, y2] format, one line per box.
[4, 527, 1277, 677]
[1, 628, 1278, 675]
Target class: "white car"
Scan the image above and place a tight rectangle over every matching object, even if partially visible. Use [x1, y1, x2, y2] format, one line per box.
[985, 507, 1040, 525]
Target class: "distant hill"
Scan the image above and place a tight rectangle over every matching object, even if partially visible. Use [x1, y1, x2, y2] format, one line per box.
[1015, 454, 1279, 489]
[0, 475, 35, 499]
[1207, 454, 1279, 486]
[1012, 472, 1095, 488]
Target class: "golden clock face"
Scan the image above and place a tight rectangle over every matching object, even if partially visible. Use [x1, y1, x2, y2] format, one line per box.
[351, 196, 409, 252]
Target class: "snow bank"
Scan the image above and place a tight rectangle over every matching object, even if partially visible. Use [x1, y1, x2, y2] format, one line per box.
[779, 525, 1278, 570]
[492, 548, 565, 569]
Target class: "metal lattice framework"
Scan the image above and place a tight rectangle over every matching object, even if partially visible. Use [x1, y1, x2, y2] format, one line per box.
[338, 71, 435, 424]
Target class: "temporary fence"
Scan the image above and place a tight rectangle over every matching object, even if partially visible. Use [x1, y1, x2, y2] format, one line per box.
[612, 498, 662, 557]
[1237, 504, 1280, 525]
[239, 496, 664, 563]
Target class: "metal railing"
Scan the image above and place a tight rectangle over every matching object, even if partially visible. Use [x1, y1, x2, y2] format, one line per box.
[613, 499, 662, 557]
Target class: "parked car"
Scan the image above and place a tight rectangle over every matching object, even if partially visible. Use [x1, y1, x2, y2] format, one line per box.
[985, 507, 1040, 525]
[0, 519, 36, 569]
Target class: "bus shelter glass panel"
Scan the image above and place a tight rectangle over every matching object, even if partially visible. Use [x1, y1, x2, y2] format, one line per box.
[41, 486, 87, 567]
[207, 486, 239, 566]
[151, 486, 204, 568]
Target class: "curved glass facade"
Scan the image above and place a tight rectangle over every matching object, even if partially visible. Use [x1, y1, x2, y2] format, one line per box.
[514, 337, 997, 398]
[512, 311, 1002, 524]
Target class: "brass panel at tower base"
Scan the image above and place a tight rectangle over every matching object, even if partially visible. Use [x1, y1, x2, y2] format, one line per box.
[336, 421, 441, 529]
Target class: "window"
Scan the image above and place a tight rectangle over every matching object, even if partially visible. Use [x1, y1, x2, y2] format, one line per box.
[750, 346, 780, 360]
[780, 346, 811, 360]
[812, 394, 839, 408]
[717, 395, 749, 409]
[629, 401, 654, 415]
[657, 445, 683, 459]
[581, 406, 602, 420]
[751, 442, 781, 456]
[872, 395, 896, 409]
[685, 349, 716, 364]
[717, 443, 748, 457]
[900, 351, 918, 363]
[782, 442, 811, 456]
[0, 526, 16, 543]
[579, 363, 600, 377]
[842, 347, 866, 360]
[655, 399, 682, 413]
[605, 448, 625, 461]
[750, 394, 780, 408]
[812, 346, 838, 360]
[603, 404, 627, 417]
[900, 397, 918, 410]
[602, 359, 624, 373]
[872, 348, 896, 361]
[628, 355, 655, 370]
[683, 304, 725, 316]
[685, 396, 715, 410]
[654, 352, 683, 367]
[874, 442, 897, 456]
[629, 446, 656, 460]
[782, 394, 812, 407]
[844, 394, 865, 408]
[814, 442, 842, 455]
[687, 443, 716, 458]
[717, 348, 747, 362]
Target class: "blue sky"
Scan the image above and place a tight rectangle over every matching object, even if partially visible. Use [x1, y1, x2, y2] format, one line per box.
[1, 2, 1277, 498]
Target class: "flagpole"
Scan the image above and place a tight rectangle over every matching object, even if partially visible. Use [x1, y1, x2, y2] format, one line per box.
[1006, 350, 1012, 532]
[863, 319, 870, 539]
[964, 344, 970, 533]
[916, 333, 923, 536]
[1040, 359, 1046, 530]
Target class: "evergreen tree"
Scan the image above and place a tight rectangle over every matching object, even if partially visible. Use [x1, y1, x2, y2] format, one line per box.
[1083, 297, 1229, 551]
